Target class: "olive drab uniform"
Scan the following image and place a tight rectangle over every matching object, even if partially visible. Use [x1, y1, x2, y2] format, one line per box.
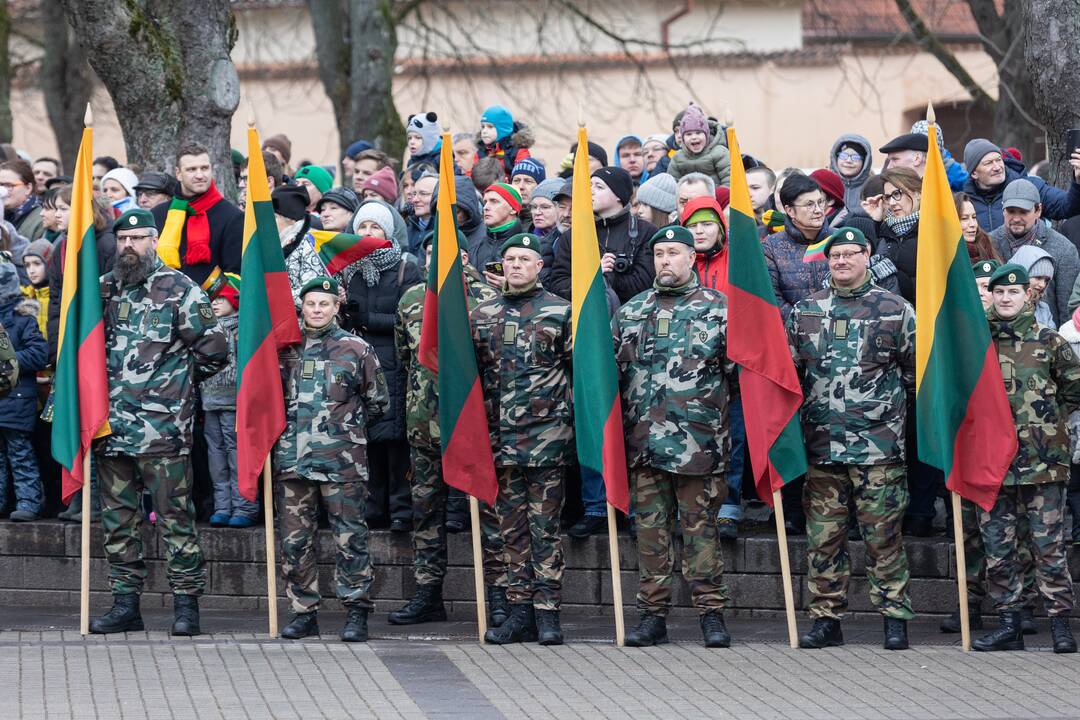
[471, 280, 574, 610]
[0, 322, 18, 396]
[275, 319, 388, 613]
[96, 259, 228, 596]
[982, 302, 1080, 617]
[616, 275, 736, 616]
[786, 273, 915, 621]
[395, 266, 499, 589]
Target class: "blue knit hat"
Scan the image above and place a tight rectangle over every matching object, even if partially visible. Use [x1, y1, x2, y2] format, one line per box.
[345, 139, 373, 159]
[511, 158, 545, 184]
[480, 105, 514, 141]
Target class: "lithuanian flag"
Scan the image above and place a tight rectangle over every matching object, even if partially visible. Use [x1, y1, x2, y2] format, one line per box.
[570, 127, 628, 513]
[915, 117, 1015, 511]
[725, 127, 807, 506]
[309, 230, 391, 275]
[52, 124, 110, 503]
[236, 126, 301, 501]
[803, 237, 828, 264]
[417, 132, 497, 505]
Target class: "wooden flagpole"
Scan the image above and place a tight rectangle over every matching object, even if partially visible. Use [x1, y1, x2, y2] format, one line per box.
[469, 496, 488, 641]
[262, 458, 279, 637]
[79, 453, 92, 635]
[951, 492, 971, 651]
[606, 503, 625, 646]
[772, 490, 799, 648]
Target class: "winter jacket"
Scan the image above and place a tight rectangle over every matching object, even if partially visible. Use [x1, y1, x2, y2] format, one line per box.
[0, 293, 47, 432]
[342, 253, 423, 443]
[873, 216, 921, 304]
[943, 149, 968, 192]
[46, 229, 117, 364]
[962, 165, 1080, 233]
[150, 192, 244, 287]
[695, 246, 728, 296]
[667, 133, 731, 187]
[990, 221, 1079, 326]
[615, 134, 649, 186]
[1056, 317, 1080, 462]
[476, 123, 534, 178]
[19, 284, 47, 338]
[429, 175, 490, 271]
[548, 209, 657, 306]
[829, 134, 874, 212]
[762, 219, 831, 320]
[5, 198, 43, 242]
[538, 227, 562, 287]
[200, 313, 237, 411]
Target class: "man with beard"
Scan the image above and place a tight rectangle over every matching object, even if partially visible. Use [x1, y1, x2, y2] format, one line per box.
[90, 208, 227, 637]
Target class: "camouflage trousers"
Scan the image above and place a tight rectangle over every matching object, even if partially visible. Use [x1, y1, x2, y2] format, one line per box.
[978, 483, 1075, 616]
[275, 478, 373, 614]
[633, 467, 730, 616]
[410, 446, 505, 587]
[960, 497, 1036, 607]
[96, 454, 205, 596]
[805, 464, 913, 620]
[496, 466, 565, 610]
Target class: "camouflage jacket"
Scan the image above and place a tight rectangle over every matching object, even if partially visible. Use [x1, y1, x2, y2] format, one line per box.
[471, 280, 574, 467]
[275, 320, 389, 483]
[786, 274, 915, 465]
[396, 264, 497, 451]
[989, 303, 1080, 485]
[99, 259, 227, 457]
[616, 276, 736, 476]
[0, 322, 17, 397]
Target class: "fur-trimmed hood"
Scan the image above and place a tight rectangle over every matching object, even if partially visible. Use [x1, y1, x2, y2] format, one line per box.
[477, 122, 535, 151]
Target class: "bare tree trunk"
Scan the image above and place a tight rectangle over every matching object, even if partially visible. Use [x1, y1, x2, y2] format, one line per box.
[309, 0, 405, 174]
[1021, 0, 1080, 187]
[0, 0, 11, 144]
[40, 1, 93, 171]
[59, 0, 241, 196]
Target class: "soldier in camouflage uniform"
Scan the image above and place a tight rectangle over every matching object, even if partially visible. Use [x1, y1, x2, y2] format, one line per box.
[786, 227, 915, 651]
[471, 233, 574, 645]
[274, 276, 389, 643]
[388, 246, 502, 627]
[90, 208, 227, 637]
[617, 225, 737, 649]
[973, 264, 1079, 653]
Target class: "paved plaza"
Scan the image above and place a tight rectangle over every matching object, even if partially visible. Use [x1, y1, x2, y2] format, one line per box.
[2, 608, 1079, 719]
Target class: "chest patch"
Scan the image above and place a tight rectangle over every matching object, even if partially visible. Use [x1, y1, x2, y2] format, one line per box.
[118, 301, 131, 321]
[302, 359, 316, 380]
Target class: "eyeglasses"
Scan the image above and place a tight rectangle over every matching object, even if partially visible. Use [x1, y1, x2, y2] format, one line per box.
[836, 151, 862, 162]
[884, 189, 907, 202]
[117, 234, 154, 242]
[828, 250, 864, 261]
[413, 190, 433, 199]
[793, 200, 829, 211]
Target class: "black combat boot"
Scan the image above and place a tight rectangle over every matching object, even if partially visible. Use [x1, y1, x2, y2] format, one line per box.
[883, 617, 909, 650]
[488, 586, 510, 627]
[281, 612, 319, 640]
[388, 584, 447, 625]
[700, 610, 731, 648]
[625, 614, 668, 647]
[484, 604, 537, 644]
[1050, 617, 1077, 654]
[972, 610, 1024, 651]
[939, 607, 983, 633]
[90, 594, 143, 634]
[1021, 607, 1038, 635]
[171, 595, 201, 637]
[341, 607, 369, 642]
[536, 609, 563, 646]
[799, 618, 844, 649]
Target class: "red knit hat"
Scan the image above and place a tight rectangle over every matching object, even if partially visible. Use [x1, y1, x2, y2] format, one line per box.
[810, 169, 845, 206]
[714, 186, 731, 211]
[484, 182, 522, 213]
[360, 165, 398, 204]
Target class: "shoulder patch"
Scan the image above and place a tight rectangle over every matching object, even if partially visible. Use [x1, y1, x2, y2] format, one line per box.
[198, 303, 214, 321]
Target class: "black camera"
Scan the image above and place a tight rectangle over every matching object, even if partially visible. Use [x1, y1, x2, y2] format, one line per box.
[612, 253, 632, 273]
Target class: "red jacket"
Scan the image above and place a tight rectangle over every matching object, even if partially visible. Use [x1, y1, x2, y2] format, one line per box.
[695, 248, 728, 296]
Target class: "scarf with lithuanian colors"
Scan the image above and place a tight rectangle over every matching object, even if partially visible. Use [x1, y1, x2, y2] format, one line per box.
[157, 182, 223, 268]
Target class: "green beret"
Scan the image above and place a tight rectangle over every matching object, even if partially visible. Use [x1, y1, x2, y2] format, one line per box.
[113, 208, 157, 234]
[300, 275, 340, 298]
[821, 226, 868, 258]
[988, 263, 1029, 290]
[649, 225, 694, 249]
[972, 259, 1001, 279]
[500, 232, 542, 256]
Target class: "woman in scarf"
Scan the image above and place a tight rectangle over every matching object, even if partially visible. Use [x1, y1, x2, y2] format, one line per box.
[875, 167, 923, 303]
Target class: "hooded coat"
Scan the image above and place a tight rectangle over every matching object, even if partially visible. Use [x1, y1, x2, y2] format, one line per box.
[829, 134, 874, 212]
[476, 123, 535, 178]
[991, 219, 1079, 326]
[0, 266, 46, 432]
[614, 134, 649, 186]
[667, 132, 731, 186]
[428, 174, 492, 272]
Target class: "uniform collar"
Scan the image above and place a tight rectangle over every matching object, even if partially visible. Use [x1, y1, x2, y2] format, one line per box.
[303, 319, 338, 338]
[654, 274, 699, 296]
[830, 272, 872, 298]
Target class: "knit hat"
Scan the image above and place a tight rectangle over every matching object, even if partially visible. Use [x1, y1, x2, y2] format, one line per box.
[202, 267, 241, 310]
[316, 187, 360, 214]
[406, 112, 441, 155]
[678, 103, 710, 139]
[23, 239, 51, 263]
[810, 169, 845, 206]
[500, 232, 542, 257]
[1009, 244, 1055, 280]
[480, 105, 515, 141]
[643, 133, 668, 152]
[972, 259, 1000, 279]
[511, 158, 546, 184]
[531, 178, 564, 203]
[484, 183, 522, 213]
[0, 262, 20, 301]
[715, 186, 731, 211]
[271, 185, 310, 221]
[101, 167, 138, 198]
[294, 165, 333, 194]
[634, 173, 677, 214]
[569, 141, 609, 168]
[263, 134, 292, 164]
[359, 165, 399, 204]
[300, 275, 340, 298]
[821, 227, 868, 257]
[988, 263, 1029, 289]
[351, 201, 395, 239]
[649, 225, 694, 249]
[591, 166, 633, 206]
[963, 139, 1001, 172]
[113, 207, 156, 234]
[910, 119, 946, 152]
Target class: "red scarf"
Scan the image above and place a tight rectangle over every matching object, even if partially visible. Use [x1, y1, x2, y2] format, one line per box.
[184, 182, 223, 265]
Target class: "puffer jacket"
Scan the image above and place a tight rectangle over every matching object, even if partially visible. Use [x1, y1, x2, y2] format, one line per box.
[0, 293, 47, 432]
[200, 313, 237, 411]
[762, 218, 831, 320]
[667, 132, 731, 186]
[829, 134, 874, 211]
[476, 123, 534, 178]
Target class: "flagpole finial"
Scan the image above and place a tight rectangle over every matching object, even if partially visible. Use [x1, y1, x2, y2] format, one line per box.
[577, 103, 585, 129]
[723, 105, 734, 127]
[247, 100, 256, 129]
[442, 122, 451, 134]
[83, 104, 93, 128]
[926, 101, 936, 124]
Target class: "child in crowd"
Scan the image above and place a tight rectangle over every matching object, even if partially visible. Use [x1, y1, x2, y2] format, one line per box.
[405, 112, 442, 169]
[667, 103, 731, 187]
[200, 269, 256, 528]
[20, 240, 50, 339]
[476, 105, 533, 178]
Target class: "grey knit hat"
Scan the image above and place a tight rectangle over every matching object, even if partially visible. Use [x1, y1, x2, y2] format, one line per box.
[1009, 244, 1055, 280]
[531, 178, 564, 204]
[963, 138, 1001, 172]
[634, 172, 677, 214]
